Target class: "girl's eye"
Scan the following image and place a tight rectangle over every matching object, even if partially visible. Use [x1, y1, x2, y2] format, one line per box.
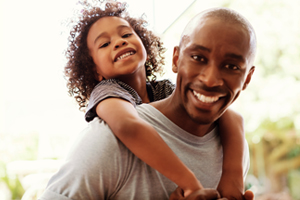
[122, 33, 132, 38]
[224, 64, 240, 70]
[100, 42, 110, 48]
[191, 55, 205, 62]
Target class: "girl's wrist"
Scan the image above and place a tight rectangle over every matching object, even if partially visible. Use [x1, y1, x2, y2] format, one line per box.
[222, 166, 243, 175]
[180, 171, 203, 191]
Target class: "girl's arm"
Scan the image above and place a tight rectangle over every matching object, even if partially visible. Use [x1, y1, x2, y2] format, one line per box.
[217, 109, 245, 199]
[96, 98, 203, 197]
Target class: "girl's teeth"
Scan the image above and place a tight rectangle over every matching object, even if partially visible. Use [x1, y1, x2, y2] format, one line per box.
[193, 90, 219, 103]
[116, 52, 134, 61]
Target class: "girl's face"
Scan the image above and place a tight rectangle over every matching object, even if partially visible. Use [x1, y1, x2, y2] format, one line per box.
[87, 16, 147, 81]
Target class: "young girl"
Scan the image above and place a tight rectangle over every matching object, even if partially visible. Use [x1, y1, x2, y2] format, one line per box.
[65, 1, 246, 199]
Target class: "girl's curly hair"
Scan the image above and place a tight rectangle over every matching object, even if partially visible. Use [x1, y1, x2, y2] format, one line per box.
[65, 0, 166, 111]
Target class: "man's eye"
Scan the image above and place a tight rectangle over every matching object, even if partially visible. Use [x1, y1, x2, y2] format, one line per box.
[100, 42, 110, 48]
[225, 64, 240, 70]
[122, 33, 132, 38]
[191, 55, 205, 62]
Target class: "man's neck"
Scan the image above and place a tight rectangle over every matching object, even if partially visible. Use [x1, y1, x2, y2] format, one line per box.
[150, 95, 216, 137]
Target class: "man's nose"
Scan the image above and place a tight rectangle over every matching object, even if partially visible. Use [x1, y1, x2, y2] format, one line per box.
[114, 39, 127, 50]
[197, 64, 223, 87]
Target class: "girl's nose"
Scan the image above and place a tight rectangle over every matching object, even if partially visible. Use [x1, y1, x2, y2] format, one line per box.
[114, 39, 127, 50]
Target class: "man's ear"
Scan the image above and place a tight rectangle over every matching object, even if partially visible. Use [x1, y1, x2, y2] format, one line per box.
[243, 66, 255, 90]
[172, 46, 180, 73]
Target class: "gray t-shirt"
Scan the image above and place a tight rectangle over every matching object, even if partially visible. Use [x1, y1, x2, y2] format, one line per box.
[39, 104, 250, 200]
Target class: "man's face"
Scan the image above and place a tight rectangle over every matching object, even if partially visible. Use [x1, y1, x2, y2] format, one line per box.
[172, 18, 255, 125]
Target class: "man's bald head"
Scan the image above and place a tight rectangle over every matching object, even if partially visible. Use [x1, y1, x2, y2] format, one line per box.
[179, 7, 257, 65]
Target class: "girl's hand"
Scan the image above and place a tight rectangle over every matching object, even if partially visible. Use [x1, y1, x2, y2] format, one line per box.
[217, 171, 244, 200]
[169, 187, 228, 200]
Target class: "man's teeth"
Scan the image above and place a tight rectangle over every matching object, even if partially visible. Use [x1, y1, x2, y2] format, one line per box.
[193, 91, 219, 103]
[116, 51, 134, 61]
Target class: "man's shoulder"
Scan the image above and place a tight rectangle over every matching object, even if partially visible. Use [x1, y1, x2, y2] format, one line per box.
[136, 103, 153, 111]
[75, 118, 120, 153]
[136, 104, 168, 127]
[136, 104, 158, 118]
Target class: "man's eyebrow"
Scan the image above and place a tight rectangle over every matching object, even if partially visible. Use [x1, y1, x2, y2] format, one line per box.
[187, 44, 245, 62]
[187, 44, 211, 52]
[93, 25, 132, 45]
[225, 53, 245, 62]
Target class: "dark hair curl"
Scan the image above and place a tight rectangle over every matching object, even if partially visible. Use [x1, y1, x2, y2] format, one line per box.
[65, 0, 166, 111]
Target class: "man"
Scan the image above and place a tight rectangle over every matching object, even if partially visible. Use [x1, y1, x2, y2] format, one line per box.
[39, 7, 256, 200]
[167, 7, 256, 200]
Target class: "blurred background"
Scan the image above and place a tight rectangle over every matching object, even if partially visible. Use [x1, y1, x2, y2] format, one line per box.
[1, 0, 300, 199]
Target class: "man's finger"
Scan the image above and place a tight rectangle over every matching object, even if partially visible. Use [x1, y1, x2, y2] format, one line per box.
[243, 190, 254, 200]
[185, 188, 221, 200]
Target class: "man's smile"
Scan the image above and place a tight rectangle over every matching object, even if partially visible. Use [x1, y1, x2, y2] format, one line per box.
[192, 90, 225, 104]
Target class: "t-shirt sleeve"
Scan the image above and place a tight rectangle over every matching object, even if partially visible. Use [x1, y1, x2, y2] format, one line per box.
[85, 80, 139, 122]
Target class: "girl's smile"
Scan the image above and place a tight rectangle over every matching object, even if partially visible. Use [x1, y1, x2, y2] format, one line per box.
[87, 16, 147, 81]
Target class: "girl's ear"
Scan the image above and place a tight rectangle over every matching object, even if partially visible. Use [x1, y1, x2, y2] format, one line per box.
[93, 68, 104, 81]
[97, 74, 104, 81]
[172, 46, 180, 73]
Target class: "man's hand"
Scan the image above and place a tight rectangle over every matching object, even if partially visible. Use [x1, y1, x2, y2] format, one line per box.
[169, 187, 254, 200]
[243, 190, 254, 200]
[169, 187, 227, 200]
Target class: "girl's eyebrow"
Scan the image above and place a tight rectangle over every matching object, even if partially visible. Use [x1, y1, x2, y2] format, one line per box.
[93, 25, 132, 45]
[94, 32, 106, 44]
[117, 24, 131, 31]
